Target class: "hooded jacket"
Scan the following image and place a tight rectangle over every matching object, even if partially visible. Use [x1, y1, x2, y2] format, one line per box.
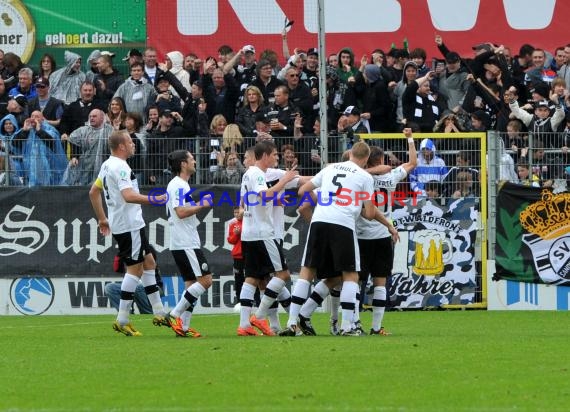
[0, 114, 23, 184]
[166, 51, 191, 94]
[11, 118, 66, 186]
[49, 51, 86, 105]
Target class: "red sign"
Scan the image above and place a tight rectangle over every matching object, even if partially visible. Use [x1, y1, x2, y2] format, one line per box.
[148, 0, 566, 62]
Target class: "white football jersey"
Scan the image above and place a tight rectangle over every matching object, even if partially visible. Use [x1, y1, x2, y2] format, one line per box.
[356, 165, 407, 239]
[240, 166, 274, 241]
[97, 156, 144, 234]
[166, 176, 201, 250]
[311, 161, 374, 230]
[265, 168, 299, 241]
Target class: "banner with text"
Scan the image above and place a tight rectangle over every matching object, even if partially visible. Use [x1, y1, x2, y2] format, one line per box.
[1, 0, 145, 69]
[1, 187, 482, 310]
[391, 197, 479, 307]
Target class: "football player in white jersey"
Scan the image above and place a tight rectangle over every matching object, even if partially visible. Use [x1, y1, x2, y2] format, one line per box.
[89, 130, 168, 336]
[237, 140, 298, 336]
[162, 150, 214, 338]
[261, 153, 312, 332]
[295, 129, 414, 336]
[354, 128, 416, 335]
[281, 141, 394, 336]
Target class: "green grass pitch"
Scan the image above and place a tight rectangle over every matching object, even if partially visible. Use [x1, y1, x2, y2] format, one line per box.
[1, 311, 569, 412]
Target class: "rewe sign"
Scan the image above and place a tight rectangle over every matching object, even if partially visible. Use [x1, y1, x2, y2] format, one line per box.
[148, 0, 564, 60]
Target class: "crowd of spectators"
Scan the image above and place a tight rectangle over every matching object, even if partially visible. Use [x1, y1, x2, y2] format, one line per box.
[1, 33, 570, 189]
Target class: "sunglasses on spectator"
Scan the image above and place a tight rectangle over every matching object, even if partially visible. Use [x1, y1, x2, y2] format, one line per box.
[36, 84, 47, 88]
[288, 73, 299, 77]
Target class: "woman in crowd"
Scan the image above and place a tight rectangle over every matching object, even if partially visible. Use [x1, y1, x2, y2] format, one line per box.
[235, 85, 266, 137]
[106, 97, 127, 130]
[145, 105, 160, 134]
[212, 150, 245, 184]
[37, 53, 57, 80]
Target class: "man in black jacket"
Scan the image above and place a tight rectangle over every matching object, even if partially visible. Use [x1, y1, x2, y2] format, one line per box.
[27, 77, 64, 128]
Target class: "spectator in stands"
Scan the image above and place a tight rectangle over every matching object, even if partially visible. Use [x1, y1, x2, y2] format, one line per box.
[338, 105, 369, 148]
[2, 52, 27, 91]
[402, 70, 440, 132]
[105, 97, 127, 130]
[26, 77, 63, 128]
[145, 105, 160, 134]
[442, 151, 479, 198]
[94, 54, 124, 109]
[63, 109, 112, 185]
[511, 43, 534, 94]
[436, 51, 470, 113]
[12, 110, 66, 186]
[425, 180, 442, 200]
[0, 114, 22, 184]
[519, 139, 559, 183]
[252, 112, 273, 143]
[163, 51, 191, 95]
[284, 66, 313, 130]
[235, 85, 267, 138]
[122, 48, 143, 70]
[280, 144, 298, 170]
[212, 150, 245, 184]
[180, 80, 209, 137]
[550, 46, 567, 72]
[394, 61, 419, 131]
[60, 81, 106, 140]
[434, 112, 465, 133]
[557, 44, 570, 87]
[221, 123, 244, 154]
[524, 48, 557, 87]
[259, 49, 281, 78]
[202, 59, 240, 124]
[451, 171, 476, 198]
[153, 72, 182, 113]
[217, 45, 234, 69]
[385, 48, 407, 83]
[516, 161, 540, 187]
[49, 51, 85, 105]
[85, 50, 101, 83]
[250, 59, 283, 105]
[507, 89, 565, 149]
[409, 47, 430, 77]
[124, 112, 147, 183]
[336, 47, 364, 111]
[409, 138, 448, 195]
[147, 109, 185, 185]
[6, 94, 28, 127]
[235, 45, 258, 90]
[361, 64, 394, 132]
[114, 62, 157, 123]
[143, 47, 188, 100]
[328, 54, 339, 68]
[266, 85, 296, 141]
[470, 110, 492, 131]
[505, 118, 528, 163]
[183, 52, 201, 85]
[550, 76, 569, 115]
[8, 68, 36, 99]
[37, 53, 56, 80]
